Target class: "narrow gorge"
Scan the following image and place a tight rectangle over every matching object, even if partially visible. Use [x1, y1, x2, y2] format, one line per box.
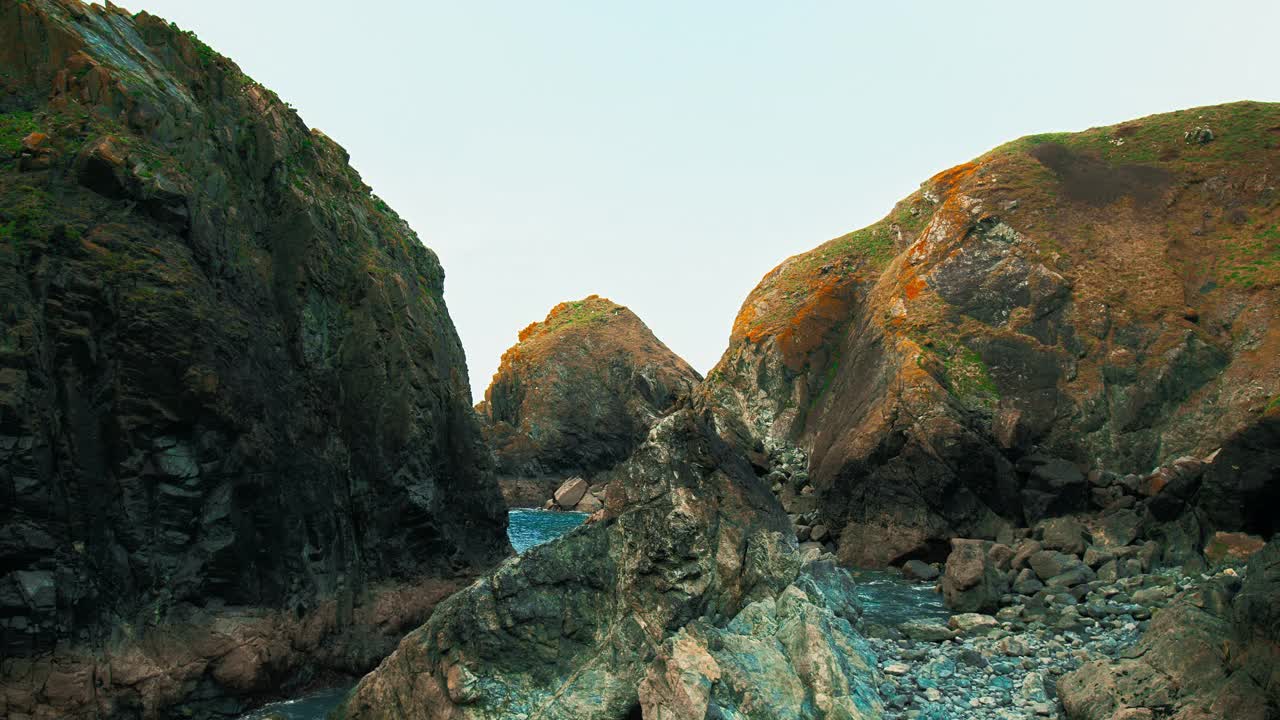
[1, 2, 1276, 720]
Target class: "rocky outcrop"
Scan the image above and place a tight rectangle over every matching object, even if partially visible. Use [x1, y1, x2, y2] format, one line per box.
[0, 1, 507, 716]
[704, 102, 1280, 566]
[1057, 538, 1280, 719]
[478, 295, 701, 506]
[638, 559, 882, 720]
[335, 408, 883, 720]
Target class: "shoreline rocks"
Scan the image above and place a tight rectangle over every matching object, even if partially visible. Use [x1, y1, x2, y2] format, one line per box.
[915, 505, 1274, 720]
[0, 576, 468, 720]
[1057, 538, 1280, 720]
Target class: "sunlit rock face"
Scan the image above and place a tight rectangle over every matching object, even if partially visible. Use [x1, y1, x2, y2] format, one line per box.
[703, 102, 1280, 566]
[0, 1, 507, 716]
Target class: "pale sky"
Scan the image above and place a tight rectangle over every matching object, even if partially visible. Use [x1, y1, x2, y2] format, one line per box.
[94, 1, 1279, 400]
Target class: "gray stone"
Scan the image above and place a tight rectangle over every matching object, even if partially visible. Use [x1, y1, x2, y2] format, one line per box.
[1094, 507, 1141, 548]
[1013, 568, 1045, 595]
[573, 492, 603, 514]
[948, 613, 998, 633]
[1037, 516, 1089, 555]
[1046, 566, 1095, 588]
[1028, 550, 1081, 582]
[900, 621, 957, 642]
[1011, 539, 1043, 570]
[902, 560, 940, 581]
[941, 539, 1009, 613]
[1082, 545, 1114, 568]
[14, 571, 55, 610]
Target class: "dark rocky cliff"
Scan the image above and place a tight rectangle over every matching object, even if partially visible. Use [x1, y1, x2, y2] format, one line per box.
[478, 295, 700, 503]
[705, 102, 1280, 566]
[0, 0, 507, 715]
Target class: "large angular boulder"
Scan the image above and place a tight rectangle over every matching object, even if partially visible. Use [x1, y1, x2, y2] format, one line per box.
[553, 476, 590, 509]
[638, 562, 882, 719]
[940, 539, 1011, 614]
[1036, 516, 1090, 555]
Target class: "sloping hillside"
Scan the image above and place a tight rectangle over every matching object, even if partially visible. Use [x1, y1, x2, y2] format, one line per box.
[706, 101, 1280, 565]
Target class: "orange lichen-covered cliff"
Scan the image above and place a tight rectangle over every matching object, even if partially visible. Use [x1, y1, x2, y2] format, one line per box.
[705, 102, 1280, 566]
[478, 295, 701, 493]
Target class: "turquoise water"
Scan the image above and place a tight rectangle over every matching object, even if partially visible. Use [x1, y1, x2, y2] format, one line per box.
[847, 569, 950, 627]
[507, 507, 589, 553]
[237, 685, 349, 720]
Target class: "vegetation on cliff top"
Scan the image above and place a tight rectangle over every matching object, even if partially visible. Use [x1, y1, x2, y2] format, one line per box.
[726, 101, 1280, 377]
[517, 294, 624, 342]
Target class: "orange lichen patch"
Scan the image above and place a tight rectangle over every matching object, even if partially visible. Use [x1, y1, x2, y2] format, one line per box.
[903, 275, 927, 301]
[926, 161, 979, 199]
[20, 132, 49, 151]
[767, 280, 861, 371]
[1143, 470, 1172, 497]
[728, 194, 937, 367]
[79, 238, 110, 256]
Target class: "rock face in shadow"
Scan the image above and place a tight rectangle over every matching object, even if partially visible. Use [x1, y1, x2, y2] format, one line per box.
[0, 1, 507, 715]
[703, 102, 1280, 566]
[335, 409, 883, 720]
[478, 295, 701, 505]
